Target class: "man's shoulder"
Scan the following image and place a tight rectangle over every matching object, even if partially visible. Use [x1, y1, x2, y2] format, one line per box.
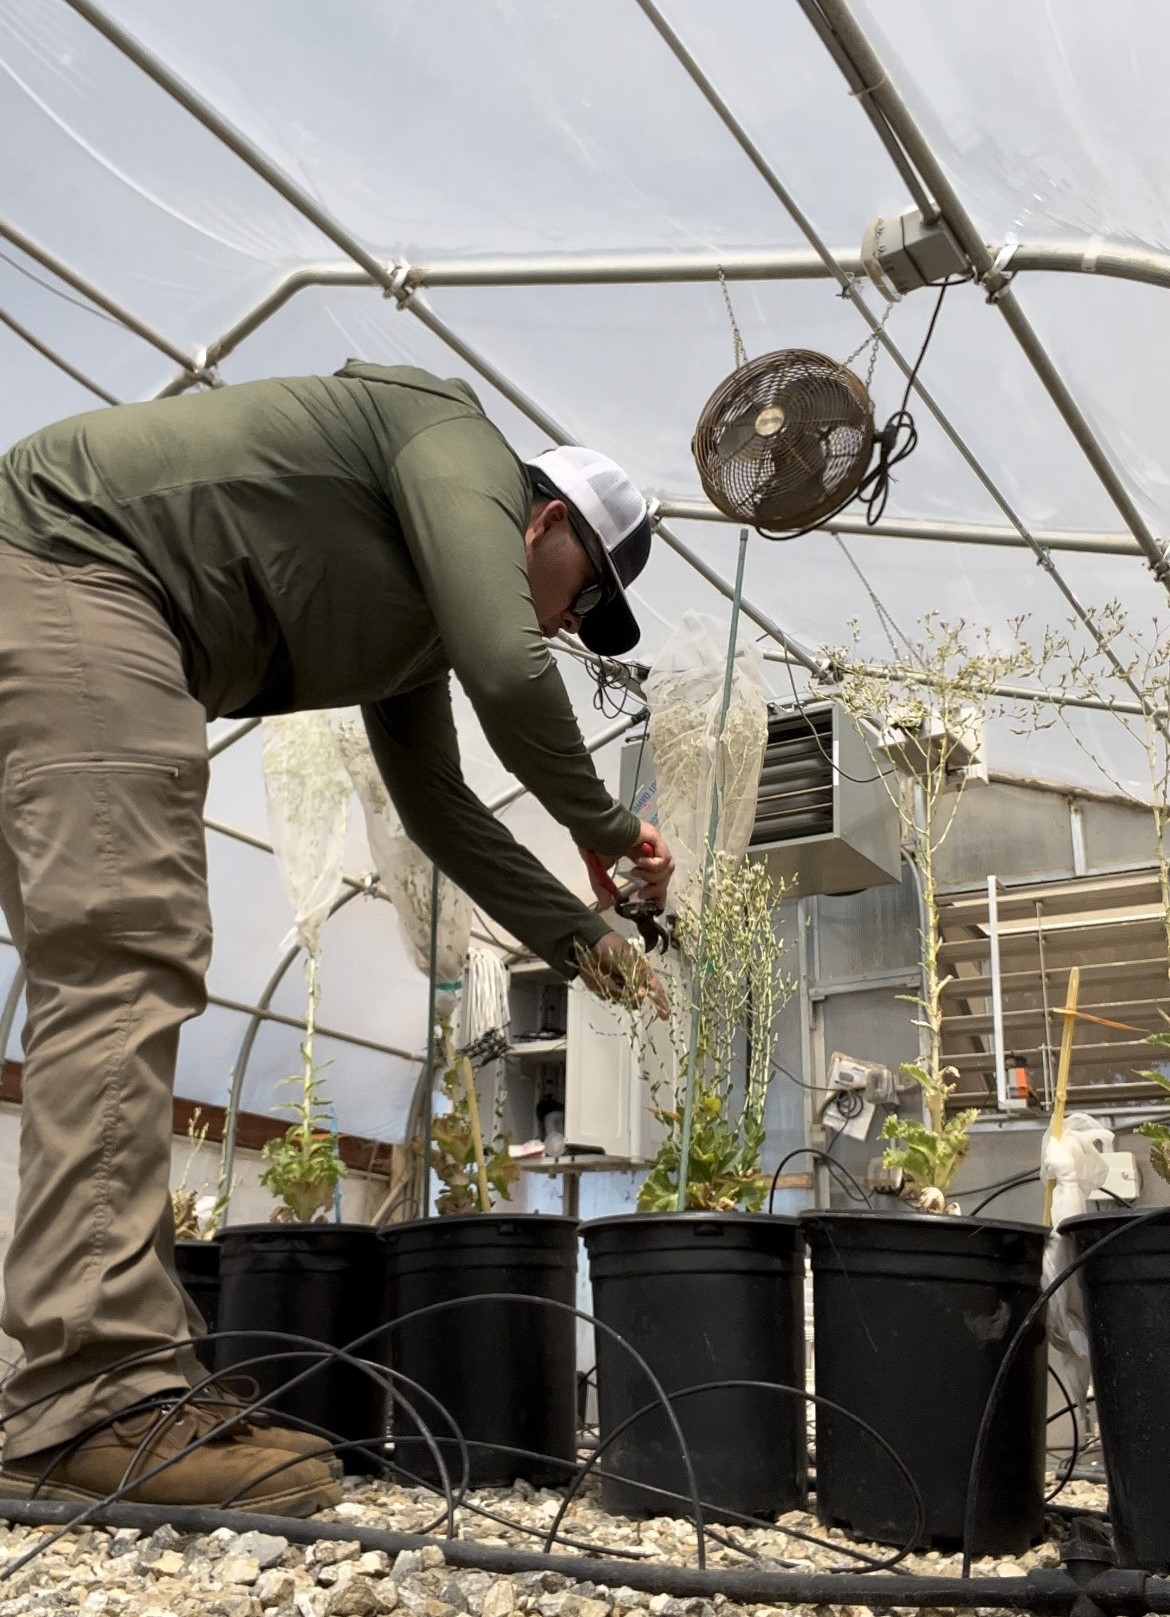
[332, 360, 486, 416]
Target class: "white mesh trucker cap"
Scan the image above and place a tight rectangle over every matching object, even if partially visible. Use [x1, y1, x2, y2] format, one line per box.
[526, 446, 652, 656]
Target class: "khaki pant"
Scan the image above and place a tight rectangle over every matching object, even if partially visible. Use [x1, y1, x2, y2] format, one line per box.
[0, 540, 211, 1459]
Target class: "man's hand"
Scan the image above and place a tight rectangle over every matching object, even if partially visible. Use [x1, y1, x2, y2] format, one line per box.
[626, 823, 674, 910]
[577, 930, 669, 1019]
[579, 822, 675, 911]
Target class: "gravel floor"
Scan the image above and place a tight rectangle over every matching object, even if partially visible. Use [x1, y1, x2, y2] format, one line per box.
[0, 1471, 1110, 1617]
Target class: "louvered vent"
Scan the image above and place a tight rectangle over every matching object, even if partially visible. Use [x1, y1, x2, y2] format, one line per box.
[620, 699, 901, 899]
[750, 708, 835, 847]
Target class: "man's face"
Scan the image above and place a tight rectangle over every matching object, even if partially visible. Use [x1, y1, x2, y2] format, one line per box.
[524, 497, 602, 639]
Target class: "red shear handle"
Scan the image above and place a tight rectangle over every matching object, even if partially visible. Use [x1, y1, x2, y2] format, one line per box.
[583, 848, 622, 907]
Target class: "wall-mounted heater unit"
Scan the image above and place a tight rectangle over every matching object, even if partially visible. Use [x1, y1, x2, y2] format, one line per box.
[621, 701, 902, 900]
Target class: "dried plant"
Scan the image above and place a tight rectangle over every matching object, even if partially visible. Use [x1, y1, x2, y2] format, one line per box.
[171, 1107, 231, 1240]
[829, 613, 1058, 1202]
[1054, 604, 1170, 971]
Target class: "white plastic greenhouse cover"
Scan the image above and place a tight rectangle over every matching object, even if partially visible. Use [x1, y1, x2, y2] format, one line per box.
[3, 0, 1170, 1139]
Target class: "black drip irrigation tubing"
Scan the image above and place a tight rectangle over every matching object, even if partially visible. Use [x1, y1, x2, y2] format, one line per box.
[0, 1243, 1157, 1608]
[0, 1295, 707, 1578]
[2, 1498, 1166, 1612]
[961, 1204, 1170, 1577]
[544, 1378, 924, 1572]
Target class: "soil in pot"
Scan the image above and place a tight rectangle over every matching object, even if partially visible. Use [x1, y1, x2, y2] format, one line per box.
[173, 1238, 220, 1373]
[381, 1214, 578, 1489]
[582, 1213, 806, 1523]
[216, 1223, 390, 1475]
[802, 1210, 1047, 1554]
[1065, 1208, 1170, 1573]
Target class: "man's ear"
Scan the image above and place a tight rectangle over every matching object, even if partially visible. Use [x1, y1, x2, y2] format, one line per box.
[527, 496, 568, 547]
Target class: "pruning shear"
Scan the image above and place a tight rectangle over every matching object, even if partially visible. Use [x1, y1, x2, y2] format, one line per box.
[583, 843, 671, 956]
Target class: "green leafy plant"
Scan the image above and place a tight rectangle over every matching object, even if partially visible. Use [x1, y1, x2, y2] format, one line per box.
[606, 853, 791, 1212]
[1135, 1031, 1170, 1184]
[430, 1025, 518, 1216]
[259, 955, 346, 1222]
[881, 1062, 978, 1204]
[831, 614, 1057, 1206]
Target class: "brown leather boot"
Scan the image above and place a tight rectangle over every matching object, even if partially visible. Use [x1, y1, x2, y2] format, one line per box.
[0, 1402, 341, 1517]
[193, 1376, 347, 1479]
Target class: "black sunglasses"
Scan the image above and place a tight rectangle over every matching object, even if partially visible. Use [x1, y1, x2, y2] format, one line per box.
[533, 475, 609, 620]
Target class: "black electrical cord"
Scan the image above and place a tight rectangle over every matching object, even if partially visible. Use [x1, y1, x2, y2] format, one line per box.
[857, 278, 960, 528]
[1044, 1363, 1080, 1505]
[768, 1146, 873, 1212]
[544, 1378, 925, 1574]
[967, 1174, 1132, 1218]
[965, 1170, 1042, 1216]
[0, 1335, 462, 1583]
[777, 646, 889, 786]
[754, 276, 966, 546]
[0, 1293, 709, 1573]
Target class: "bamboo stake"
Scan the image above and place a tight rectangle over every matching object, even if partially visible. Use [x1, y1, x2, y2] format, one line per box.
[460, 1055, 492, 1214]
[1042, 966, 1080, 1227]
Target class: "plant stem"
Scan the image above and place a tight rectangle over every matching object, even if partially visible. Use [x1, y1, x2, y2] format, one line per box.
[292, 949, 323, 1166]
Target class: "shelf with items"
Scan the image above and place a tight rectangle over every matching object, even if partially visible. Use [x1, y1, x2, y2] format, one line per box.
[507, 1036, 568, 1060]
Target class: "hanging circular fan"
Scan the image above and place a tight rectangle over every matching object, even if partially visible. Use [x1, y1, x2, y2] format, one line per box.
[692, 349, 875, 534]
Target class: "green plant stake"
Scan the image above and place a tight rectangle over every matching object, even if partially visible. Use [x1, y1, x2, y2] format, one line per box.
[430, 1027, 519, 1215]
[259, 951, 347, 1222]
[636, 854, 789, 1212]
[418, 860, 442, 1219]
[674, 528, 750, 1212]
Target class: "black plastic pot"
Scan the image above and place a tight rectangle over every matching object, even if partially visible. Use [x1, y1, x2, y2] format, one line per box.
[583, 1213, 806, 1521]
[1065, 1209, 1170, 1572]
[216, 1223, 391, 1474]
[173, 1238, 220, 1372]
[801, 1210, 1047, 1553]
[381, 1214, 578, 1488]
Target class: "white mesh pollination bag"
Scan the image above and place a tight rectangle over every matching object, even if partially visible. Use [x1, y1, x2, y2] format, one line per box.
[1041, 1111, 1115, 1418]
[645, 610, 769, 914]
[326, 708, 473, 1023]
[261, 711, 353, 959]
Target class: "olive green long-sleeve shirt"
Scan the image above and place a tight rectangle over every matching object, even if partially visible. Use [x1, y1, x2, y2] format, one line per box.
[0, 362, 639, 975]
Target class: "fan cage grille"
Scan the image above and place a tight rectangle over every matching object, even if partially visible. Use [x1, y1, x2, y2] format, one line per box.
[693, 348, 875, 531]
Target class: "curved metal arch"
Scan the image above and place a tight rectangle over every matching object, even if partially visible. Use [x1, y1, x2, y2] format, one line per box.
[0, 958, 27, 1067]
[0, 306, 120, 405]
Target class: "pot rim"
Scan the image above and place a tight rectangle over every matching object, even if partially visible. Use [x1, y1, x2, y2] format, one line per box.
[798, 1206, 1044, 1239]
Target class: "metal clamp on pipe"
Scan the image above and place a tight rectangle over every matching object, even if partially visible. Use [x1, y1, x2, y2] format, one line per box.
[384, 261, 417, 308]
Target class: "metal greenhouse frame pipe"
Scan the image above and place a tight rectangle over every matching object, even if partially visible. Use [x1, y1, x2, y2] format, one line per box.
[811, 0, 1170, 591]
[0, 307, 120, 405]
[0, 218, 218, 384]
[50, 0, 834, 682]
[632, 0, 1157, 721]
[758, 649, 1151, 720]
[62, 0, 397, 293]
[61, 2, 1156, 703]
[654, 497, 1141, 558]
